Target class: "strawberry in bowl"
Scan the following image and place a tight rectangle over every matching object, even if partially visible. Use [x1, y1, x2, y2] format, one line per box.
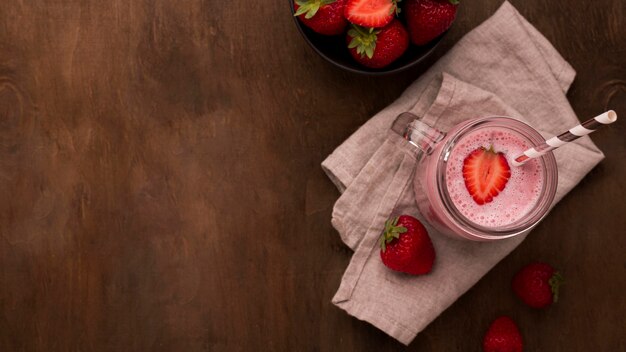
[344, 0, 399, 28]
[405, 0, 459, 45]
[294, 0, 348, 35]
[289, 0, 459, 74]
[346, 20, 409, 69]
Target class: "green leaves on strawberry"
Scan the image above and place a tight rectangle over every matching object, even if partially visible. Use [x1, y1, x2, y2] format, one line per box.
[294, 0, 336, 19]
[347, 25, 381, 59]
[380, 216, 408, 251]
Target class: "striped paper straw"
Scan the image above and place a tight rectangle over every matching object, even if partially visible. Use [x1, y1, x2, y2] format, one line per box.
[511, 110, 617, 167]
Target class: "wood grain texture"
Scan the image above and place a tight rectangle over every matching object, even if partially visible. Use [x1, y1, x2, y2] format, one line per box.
[0, 0, 624, 350]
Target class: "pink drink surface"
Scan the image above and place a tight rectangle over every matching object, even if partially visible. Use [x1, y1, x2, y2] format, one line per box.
[445, 127, 544, 228]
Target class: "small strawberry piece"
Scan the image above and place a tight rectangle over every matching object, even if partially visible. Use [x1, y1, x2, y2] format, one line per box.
[483, 316, 524, 352]
[379, 215, 435, 275]
[405, 0, 459, 45]
[344, 0, 399, 28]
[294, 0, 348, 36]
[512, 262, 564, 309]
[462, 146, 511, 205]
[346, 20, 409, 68]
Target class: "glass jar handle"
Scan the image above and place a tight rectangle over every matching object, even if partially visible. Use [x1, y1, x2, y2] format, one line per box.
[391, 112, 446, 155]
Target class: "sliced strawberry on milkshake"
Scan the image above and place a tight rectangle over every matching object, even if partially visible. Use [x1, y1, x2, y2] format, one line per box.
[462, 146, 512, 205]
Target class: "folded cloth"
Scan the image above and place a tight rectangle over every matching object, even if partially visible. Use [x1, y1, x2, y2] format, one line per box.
[321, 1, 605, 345]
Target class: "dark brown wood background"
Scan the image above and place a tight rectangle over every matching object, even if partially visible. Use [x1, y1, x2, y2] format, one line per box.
[1, 0, 624, 350]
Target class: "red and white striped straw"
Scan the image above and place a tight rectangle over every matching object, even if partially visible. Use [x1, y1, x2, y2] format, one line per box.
[511, 110, 617, 167]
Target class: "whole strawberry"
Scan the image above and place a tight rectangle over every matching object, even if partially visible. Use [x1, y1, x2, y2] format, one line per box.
[294, 0, 348, 35]
[379, 215, 435, 275]
[483, 316, 523, 352]
[405, 0, 459, 45]
[346, 20, 409, 68]
[512, 262, 564, 309]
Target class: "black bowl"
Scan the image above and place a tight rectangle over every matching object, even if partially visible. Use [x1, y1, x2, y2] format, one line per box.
[289, 0, 446, 76]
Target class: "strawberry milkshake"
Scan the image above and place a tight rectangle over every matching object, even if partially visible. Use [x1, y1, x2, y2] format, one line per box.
[409, 116, 558, 241]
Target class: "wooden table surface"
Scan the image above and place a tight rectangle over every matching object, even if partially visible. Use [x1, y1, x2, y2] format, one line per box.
[1, 0, 624, 350]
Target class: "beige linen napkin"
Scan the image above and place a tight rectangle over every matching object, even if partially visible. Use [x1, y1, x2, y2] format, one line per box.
[321, 1, 605, 345]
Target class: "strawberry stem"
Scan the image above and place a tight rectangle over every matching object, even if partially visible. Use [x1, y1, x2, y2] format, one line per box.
[294, 0, 336, 19]
[549, 272, 565, 303]
[347, 24, 380, 59]
[379, 217, 407, 252]
[449, 0, 460, 4]
[391, 0, 402, 16]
